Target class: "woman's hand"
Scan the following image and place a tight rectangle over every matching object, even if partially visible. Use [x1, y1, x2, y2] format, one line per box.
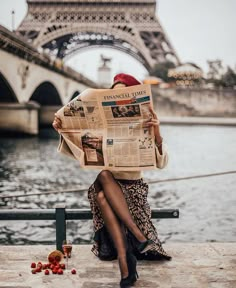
[52, 114, 62, 132]
[145, 106, 160, 127]
[144, 106, 163, 153]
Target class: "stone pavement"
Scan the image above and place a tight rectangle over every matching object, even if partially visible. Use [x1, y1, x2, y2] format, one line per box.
[0, 243, 235, 288]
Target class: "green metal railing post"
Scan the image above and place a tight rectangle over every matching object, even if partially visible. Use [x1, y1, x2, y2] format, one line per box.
[56, 205, 66, 253]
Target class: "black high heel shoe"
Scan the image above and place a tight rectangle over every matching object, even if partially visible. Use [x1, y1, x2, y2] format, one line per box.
[137, 239, 155, 254]
[120, 252, 139, 288]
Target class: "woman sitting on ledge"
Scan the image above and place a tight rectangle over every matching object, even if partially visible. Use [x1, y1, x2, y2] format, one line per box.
[53, 73, 171, 288]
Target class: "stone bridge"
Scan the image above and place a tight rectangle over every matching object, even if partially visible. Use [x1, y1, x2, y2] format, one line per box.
[0, 25, 98, 134]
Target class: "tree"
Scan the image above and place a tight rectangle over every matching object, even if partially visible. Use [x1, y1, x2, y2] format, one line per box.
[221, 67, 236, 88]
[150, 61, 176, 82]
[207, 60, 224, 80]
[206, 60, 236, 88]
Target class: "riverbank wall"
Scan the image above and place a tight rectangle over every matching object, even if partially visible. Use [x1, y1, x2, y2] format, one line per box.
[0, 88, 236, 135]
[152, 87, 236, 117]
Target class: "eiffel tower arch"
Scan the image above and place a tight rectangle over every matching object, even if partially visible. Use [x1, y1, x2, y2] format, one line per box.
[17, 0, 180, 71]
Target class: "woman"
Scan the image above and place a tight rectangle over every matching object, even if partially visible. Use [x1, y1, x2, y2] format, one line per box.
[53, 73, 171, 287]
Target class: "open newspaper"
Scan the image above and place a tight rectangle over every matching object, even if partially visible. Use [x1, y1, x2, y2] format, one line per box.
[57, 84, 157, 171]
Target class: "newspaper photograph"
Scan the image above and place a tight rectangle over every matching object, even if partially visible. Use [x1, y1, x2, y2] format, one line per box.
[56, 84, 157, 170]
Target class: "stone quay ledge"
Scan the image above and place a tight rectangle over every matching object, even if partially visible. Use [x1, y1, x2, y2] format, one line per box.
[0, 243, 235, 288]
[160, 116, 236, 126]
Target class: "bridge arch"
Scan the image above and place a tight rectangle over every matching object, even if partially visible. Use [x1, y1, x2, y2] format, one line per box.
[70, 90, 80, 101]
[0, 72, 18, 103]
[30, 81, 62, 106]
[35, 26, 153, 70]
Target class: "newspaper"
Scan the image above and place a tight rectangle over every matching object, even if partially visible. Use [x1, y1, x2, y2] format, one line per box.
[57, 84, 157, 171]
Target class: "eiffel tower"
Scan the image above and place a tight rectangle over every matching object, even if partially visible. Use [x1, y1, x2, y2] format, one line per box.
[17, 0, 180, 71]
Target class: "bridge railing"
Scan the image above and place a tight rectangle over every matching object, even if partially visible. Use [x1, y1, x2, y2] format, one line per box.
[0, 206, 179, 252]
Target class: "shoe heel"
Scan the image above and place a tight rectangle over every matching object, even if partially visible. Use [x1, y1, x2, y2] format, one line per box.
[120, 252, 138, 287]
[138, 239, 154, 254]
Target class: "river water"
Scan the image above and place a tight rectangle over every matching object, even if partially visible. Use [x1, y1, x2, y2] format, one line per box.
[0, 125, 236, 245]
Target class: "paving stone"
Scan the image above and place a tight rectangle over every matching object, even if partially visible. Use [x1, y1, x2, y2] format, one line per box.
[0, 243, 235, 288]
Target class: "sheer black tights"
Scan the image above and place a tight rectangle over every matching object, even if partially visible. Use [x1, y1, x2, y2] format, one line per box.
[94, 170, 146, 278]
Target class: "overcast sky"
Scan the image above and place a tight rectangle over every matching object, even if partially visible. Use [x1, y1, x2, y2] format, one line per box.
[0, 0, 235, 81]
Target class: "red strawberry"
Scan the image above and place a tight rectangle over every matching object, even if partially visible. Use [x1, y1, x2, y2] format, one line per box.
[57, 268, 63, 275]
[71, 268, 76, 274]
[60, 263, 65, 270]
[52, 269, 58, 274]
[48, 256, 54, 263]
[55, 255, 61, 263]
[31, 269, 37, 274]
[42, 264, 47, 270]
[55, 265, 60, 270]
[44, 269, 50, 275]
[35, 267, 42, 273]
[50, 264, 55, 270]
[31, 262, 36, 268]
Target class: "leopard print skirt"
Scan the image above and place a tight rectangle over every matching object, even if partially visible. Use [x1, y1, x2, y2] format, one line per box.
[88, 178, 171, 261]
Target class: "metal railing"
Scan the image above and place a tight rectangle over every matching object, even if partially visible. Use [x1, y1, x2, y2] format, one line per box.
[1, 170, 235, 201]
[0, 206, 179, 252]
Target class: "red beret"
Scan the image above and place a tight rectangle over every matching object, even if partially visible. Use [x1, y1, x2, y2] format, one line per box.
[112, 73, 141, 87]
